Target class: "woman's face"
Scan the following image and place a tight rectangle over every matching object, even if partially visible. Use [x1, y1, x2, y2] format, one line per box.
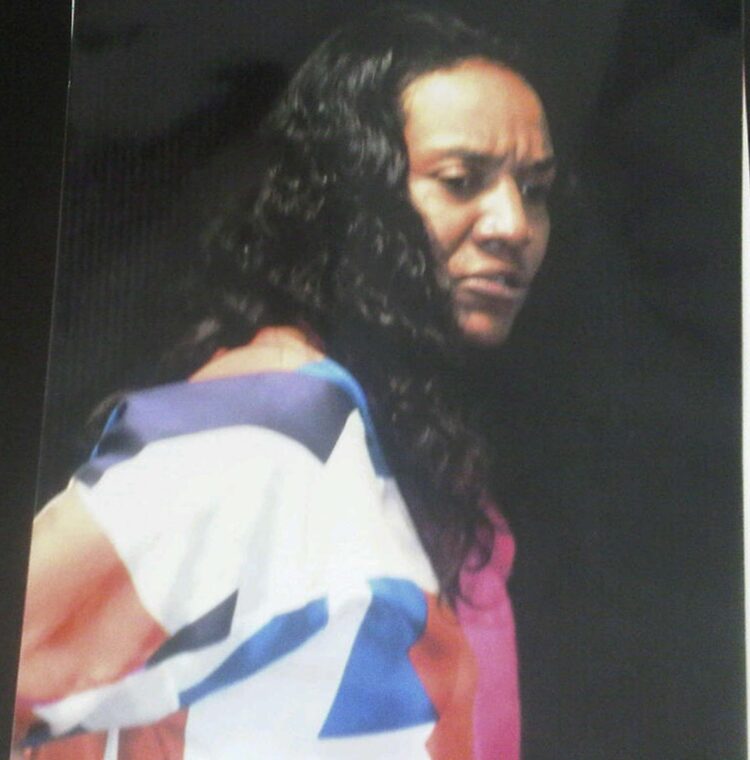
[402, 58, 556, 346]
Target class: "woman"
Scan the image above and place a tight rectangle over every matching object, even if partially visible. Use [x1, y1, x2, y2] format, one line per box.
[14, 7, 555, 758]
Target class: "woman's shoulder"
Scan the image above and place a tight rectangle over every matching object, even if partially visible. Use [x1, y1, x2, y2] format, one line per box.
[78, 327, 357, 489]
[79, 362, 353, 487]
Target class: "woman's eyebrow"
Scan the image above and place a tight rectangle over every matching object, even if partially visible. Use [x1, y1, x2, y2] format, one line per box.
[524, 156, 557, 174]
[427, 149, 499, 164]
[427, 149, 557, 173]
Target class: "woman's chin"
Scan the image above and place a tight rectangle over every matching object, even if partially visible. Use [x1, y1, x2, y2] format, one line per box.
[456, 310, 515, 348]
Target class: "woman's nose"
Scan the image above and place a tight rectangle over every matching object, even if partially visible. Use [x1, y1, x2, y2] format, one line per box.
[472, 179, 531, 249]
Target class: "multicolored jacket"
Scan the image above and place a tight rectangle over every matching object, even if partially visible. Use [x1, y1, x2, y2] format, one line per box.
[15, 328, 519, 759]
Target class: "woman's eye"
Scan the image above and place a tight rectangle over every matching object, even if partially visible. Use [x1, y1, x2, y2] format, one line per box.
[439, 172, 483, 198]
[520, 181, 551, 204]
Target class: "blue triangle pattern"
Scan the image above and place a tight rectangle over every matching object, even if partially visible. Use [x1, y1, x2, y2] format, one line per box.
[319, 577, 437, 737]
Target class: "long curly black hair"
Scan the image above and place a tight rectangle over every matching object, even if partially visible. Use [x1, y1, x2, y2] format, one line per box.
[165, 7, 534, 602]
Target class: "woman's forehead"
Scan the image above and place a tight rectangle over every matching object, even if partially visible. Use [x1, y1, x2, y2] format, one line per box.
[401, 59, 553, 167]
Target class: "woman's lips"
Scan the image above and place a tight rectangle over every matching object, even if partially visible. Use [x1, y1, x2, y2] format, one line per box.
[453, 273, 527, 307]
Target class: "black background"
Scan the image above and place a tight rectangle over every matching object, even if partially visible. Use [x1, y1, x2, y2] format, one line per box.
[2, 1, 744, 758]
[3, 0, 70, 754]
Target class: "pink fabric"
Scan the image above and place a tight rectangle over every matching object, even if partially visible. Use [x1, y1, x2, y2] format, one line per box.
[457, 510, 519, 760]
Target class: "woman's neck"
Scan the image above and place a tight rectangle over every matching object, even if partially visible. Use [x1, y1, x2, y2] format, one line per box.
[190, 324, 325, 382]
